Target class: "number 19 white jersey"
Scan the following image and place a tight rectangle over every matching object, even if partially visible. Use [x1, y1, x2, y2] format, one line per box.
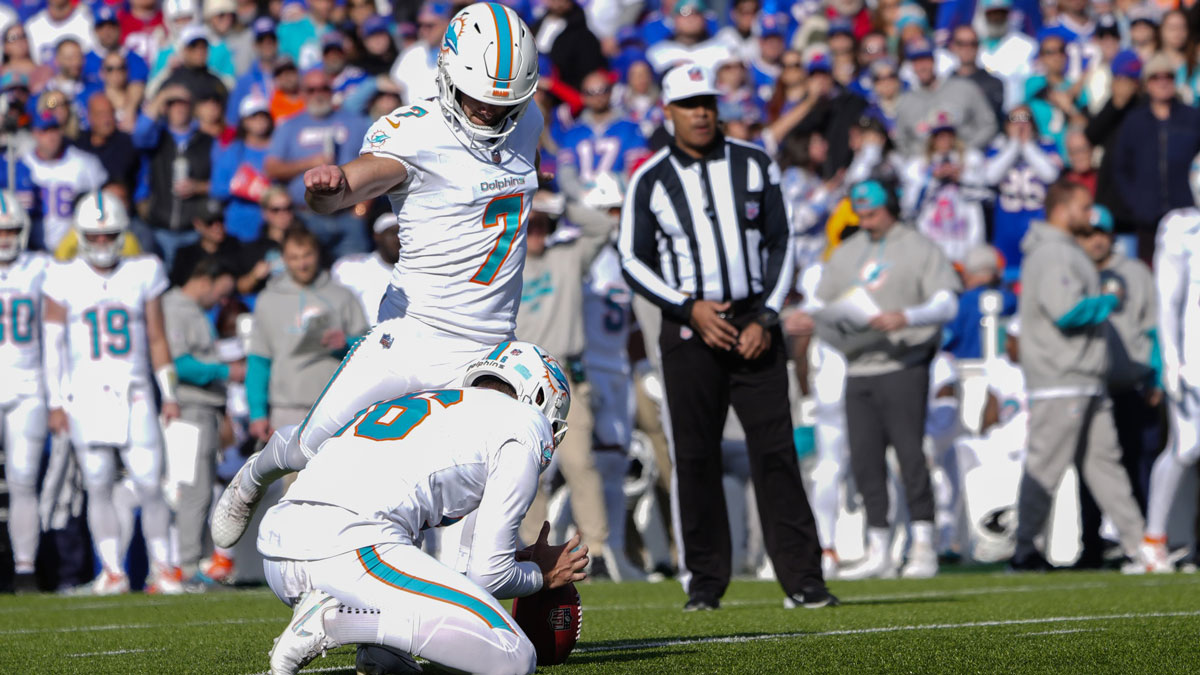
[0, 252, 50, 402]
[42, 256, 168, 393]
[360, 101, 543, 344]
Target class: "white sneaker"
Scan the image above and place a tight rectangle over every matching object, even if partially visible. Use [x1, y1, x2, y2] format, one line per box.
[270, 589, 342, 675]
[90, 570, 130, 596]
[901, 544, 939, 579]
[356, 645, 423, 674]
[211, 451, 265, 549]
[839, 528, 896, 580]
[1140, 536, 1174, 574]
[145, 565, 185, 595]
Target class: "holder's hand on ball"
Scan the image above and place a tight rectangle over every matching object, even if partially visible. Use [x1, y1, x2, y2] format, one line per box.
[528, 521, 588, 588]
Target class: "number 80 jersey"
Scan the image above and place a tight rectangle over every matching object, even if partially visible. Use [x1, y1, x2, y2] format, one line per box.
[0, 252, 51, 401]
[42, 256, 168, 390]
[360, 101, 543, 343]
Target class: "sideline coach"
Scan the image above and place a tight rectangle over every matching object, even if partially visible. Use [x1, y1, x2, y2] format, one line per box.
[618, 64, 834, 611]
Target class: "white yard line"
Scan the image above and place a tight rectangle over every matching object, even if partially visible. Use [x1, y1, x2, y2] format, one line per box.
[66, 648, 167, 658]
[0, 616, 278, 636]
[0, 589, 274, 614]
[1019, 628, 1101, 637]
[572, 609, 1200, 653]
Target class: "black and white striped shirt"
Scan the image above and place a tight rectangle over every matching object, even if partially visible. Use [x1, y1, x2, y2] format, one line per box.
[618, 136, 794, 324]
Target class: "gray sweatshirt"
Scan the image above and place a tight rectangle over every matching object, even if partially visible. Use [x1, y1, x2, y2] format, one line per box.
[515, 204, 612, 364]
[1100, 252, 1157, 391]
[816, 224, 961, 377]
[1018, 221, 1110, 394]
[162, 288, 226, 409]
[249, 271, 368, 410]
[894, 77, 999, 158]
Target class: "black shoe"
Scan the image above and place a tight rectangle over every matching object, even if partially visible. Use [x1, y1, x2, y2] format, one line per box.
[683, 596, 719, 612]
[1008, 552, 1056, 572]
[787, 587, 839, 609]
[13, 572, 38, 594]
[588, 556, 611, 581]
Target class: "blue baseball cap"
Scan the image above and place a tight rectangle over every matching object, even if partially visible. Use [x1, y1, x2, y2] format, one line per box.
[362, 15, 390, 37]
[807, 51, 832, 75]
[32, 109, 61, 131]
[1111, 49, 1141, 80]
[906, 39, 935, 61]
[851, 180, 888, 211]
[757, 13, 787, 39]
[93, 5, 119, 25]
[827, 20, 854, 39]
[1090, 205, 1115, 233]
[253, 17, 277, 38]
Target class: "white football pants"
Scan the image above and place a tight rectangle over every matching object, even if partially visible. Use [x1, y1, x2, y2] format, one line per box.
[2, 393, 47, 571]
[1146, 397, 1200, 537]
[264, 542, 536, 675]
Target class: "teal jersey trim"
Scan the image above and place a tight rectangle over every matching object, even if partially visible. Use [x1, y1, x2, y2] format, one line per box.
[1054, 294, 1119, 330]
[1147, 327, 1163, 390]
[174, 354, 230, 387]
[246, 354, 272, 420]
[357, 546, 514, 632]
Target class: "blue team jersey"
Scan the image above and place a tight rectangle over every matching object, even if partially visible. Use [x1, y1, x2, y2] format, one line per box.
[555, 117, 649, 183]
[84, 49, 149, 84]
[987, 140, 1060, 272]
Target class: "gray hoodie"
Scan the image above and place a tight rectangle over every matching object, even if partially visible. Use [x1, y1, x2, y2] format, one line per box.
[1018, 221, 1109, 394]
[894, 77, 998, 158]
[249, 271, 368, 411]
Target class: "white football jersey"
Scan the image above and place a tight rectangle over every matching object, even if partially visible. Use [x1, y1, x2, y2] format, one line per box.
[331, 251, 392, 327]
[1156, 209, 1200, 376]
[583, 245, 633, 375]
[21, 147, 108, 250]
[0, 252, 50, 400]
[258, 388, 552, 597]
[43, 256, 168, 392]
[360, 101, 543, 343]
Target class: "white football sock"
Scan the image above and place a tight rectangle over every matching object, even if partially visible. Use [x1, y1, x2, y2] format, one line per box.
[1146, 450, 1189, 537]
[246, 426, 310, 490]
[7, 481, 40, 573]
[324, 604, 384, 646]
[135, 483, 173, 568]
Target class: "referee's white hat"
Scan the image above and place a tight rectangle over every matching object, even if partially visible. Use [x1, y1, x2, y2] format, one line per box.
[662, 64, 719, 104]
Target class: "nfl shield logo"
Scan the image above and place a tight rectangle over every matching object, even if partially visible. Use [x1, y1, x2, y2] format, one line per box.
[745, 200, 760, 220]
[688, 66, 703, 81]
[549, 607, 572, 631]
[379, 333, 394, 349]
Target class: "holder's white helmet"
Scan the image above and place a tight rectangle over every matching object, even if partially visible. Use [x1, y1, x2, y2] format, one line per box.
[75, 190, 129, 268]
[437, 3, 538, 145]
[581, 172, 626, 211]
[0, 190, 30, 262]
[463, 341, 571, 450]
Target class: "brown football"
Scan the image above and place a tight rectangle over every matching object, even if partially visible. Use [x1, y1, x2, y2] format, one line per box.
[511, 582, 582, 666]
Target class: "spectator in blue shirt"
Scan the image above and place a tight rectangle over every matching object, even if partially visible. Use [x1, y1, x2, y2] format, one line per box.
[211, 95, 274, 243]
[943, 244, 1017, 359]
[264, 68, 368, 258]
[84, 5, 149, 93]
[226, 17, 279, 127]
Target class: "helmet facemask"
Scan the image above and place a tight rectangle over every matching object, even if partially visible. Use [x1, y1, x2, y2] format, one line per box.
[79, 230, 126, 268]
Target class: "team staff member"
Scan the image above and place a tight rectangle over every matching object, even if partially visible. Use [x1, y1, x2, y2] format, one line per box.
[1010, 179, 1146, 571]
[810, 180, 961, 581]
[619, 64, 834, 612]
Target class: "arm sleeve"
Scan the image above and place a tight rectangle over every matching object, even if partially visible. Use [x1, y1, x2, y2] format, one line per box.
[1021, 142, 1062, 183]
[174, 354, 230, 386]
[904, 289, 959, 327]
[1154, 218, 1189, 373]
[131, 113, 163, 150]
[617, 169, 693, 323]
[1054, 294, 1119, 329]
[759, 158, 795, 315]
[43, 320, 66, 410]
[982, 139, 1020, 186]
[464, 440, 545, 599]
[246, 354, 271, 421]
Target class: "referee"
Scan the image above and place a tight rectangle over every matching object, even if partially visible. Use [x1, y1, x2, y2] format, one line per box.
[618, 64, 834, 611]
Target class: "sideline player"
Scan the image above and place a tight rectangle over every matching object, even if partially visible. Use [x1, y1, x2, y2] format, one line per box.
[0, 192, 50, 591]
[42, 190, 182, 594]
[212, 2, 544, 549]
[1142, 208, 1200, 571]
[258, 342, 583, 675]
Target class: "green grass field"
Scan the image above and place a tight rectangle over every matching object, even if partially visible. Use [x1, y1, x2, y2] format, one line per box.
[3, 571, 1199, 674]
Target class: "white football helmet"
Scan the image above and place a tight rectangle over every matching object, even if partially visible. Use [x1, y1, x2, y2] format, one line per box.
[463, 340, 571, 449]
[581, 172, 626, 211]
[0, 190, 30, 262]
[436, 2, 538, 146]
[75, 190, 129, 268]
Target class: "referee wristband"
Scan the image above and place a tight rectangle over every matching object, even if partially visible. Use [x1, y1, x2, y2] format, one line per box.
[155, 366, 179, 404]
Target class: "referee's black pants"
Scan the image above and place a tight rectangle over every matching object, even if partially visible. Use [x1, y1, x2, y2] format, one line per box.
[660, 316, 824, 602]
[844, 363, 935, 529]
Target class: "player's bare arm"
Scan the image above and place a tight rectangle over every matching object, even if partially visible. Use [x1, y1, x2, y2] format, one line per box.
[304, 154, 409, 215]
[43, 296, 69, 434]
[145, 294, 181, 423]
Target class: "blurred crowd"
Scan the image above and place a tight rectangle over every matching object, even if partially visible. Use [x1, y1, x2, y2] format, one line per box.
[3, 0, 1200, 591]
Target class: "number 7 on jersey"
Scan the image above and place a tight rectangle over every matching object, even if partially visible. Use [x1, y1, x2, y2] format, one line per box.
[470, 194, 523, 286]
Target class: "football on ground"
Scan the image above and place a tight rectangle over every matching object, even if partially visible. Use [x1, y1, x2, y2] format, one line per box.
[511, 581, 583, 666]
